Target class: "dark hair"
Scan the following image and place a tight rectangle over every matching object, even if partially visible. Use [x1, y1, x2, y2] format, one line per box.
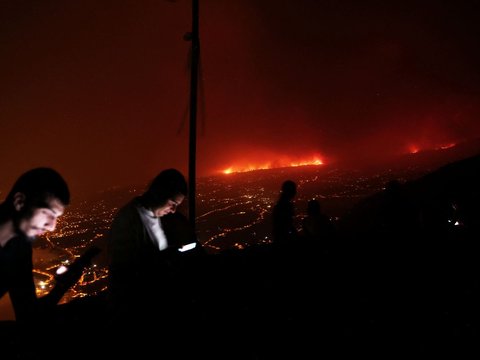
[140, 168, 188, 209]
[280, 180, 297, 199]
[307, 199, 321, 215]
[0, 167, 70, 222]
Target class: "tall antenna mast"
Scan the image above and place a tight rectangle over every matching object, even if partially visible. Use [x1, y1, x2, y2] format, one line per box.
[187, 0, 199, 232]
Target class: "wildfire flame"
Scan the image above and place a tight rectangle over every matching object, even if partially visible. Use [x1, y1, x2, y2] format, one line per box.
[408, 145, 420, 154]
[438, 143, 456, 150]
[222, 157, 324, 175]
[408, 142, 457, 155]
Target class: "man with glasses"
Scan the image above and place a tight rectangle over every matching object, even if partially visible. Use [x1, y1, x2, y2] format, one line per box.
[107, 168, 189, 328]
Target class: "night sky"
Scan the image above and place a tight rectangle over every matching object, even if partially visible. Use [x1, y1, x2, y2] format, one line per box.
[1, 0, 480, 199]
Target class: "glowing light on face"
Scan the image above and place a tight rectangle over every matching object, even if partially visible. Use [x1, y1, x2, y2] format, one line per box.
[19, 197, 66, 237]
[152, 194, 185, 217]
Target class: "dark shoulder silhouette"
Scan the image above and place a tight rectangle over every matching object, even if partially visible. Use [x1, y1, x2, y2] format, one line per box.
[272, 180, 298, 245]
[301, 198, 334, 242]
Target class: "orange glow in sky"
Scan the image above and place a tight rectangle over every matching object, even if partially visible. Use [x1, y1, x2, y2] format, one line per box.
[221, 156, 324, 174]
[408, 142, 457, 155]
[438, 143, 456, 150]
[408, 145, 420, 154]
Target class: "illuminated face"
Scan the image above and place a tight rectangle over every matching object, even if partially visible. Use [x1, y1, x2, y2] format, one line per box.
[18, 197, 65, 238]
[152, 194, 185, 218]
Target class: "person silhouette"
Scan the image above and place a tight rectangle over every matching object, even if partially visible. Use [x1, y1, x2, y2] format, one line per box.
[272, 180, 298, 247]
[380, 179, 419, 235]
[301, 198, 334, 243]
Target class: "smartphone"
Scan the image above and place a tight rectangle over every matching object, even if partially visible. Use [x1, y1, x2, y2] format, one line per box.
[178, 242, 197, 252]
[55, 264, 69, 275]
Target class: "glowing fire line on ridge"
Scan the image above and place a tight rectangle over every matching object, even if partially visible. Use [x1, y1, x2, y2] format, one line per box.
[222, 157, 324, 175]
[407, 142, 457, 155]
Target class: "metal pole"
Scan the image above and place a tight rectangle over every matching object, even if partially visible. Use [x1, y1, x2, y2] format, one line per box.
[188, 0, 199, 232]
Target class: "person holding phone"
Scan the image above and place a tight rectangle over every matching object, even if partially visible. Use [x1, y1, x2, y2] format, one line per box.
[107, 168, 190, 326]
[0, 167, 73, 325]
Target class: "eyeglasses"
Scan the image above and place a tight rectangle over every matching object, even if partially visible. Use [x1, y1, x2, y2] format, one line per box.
[167, 199, 180, 210]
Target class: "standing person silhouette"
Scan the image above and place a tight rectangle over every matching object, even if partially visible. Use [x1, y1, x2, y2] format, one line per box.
[272, 180, 298, 247]
[301, 198, 334, 242]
